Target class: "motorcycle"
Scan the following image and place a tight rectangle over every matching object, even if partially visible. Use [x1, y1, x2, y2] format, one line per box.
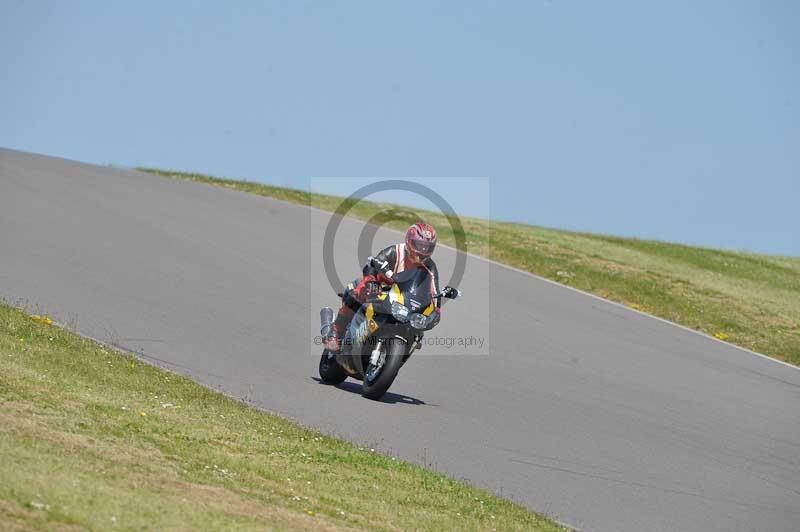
[318, 258, 461, 400]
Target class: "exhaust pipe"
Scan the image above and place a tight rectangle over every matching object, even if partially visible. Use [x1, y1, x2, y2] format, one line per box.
[320, 307, 334, 338]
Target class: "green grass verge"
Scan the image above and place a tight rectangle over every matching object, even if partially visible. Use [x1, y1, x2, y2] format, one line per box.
[0, 303, 564, 531]
[139, 169, 800, 367]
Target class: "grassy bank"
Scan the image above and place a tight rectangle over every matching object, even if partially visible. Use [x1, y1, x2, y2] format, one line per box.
[0, 303, 563, 531]
[139, 169, 800, 366]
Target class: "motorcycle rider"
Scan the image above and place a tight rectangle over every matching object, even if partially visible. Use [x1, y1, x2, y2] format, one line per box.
[323, 222, 441, 353]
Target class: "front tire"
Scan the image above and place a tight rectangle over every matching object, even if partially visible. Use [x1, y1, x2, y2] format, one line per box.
[319, 350, 347, 384]
[362, 338, 406, 400]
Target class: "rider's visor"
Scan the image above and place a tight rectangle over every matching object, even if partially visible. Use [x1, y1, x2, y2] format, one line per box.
[410, 239, 436, 257]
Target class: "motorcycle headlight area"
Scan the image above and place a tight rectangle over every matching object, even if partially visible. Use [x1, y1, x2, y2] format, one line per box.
[409, 313, 429, 330]
[391, 302, 410, 322]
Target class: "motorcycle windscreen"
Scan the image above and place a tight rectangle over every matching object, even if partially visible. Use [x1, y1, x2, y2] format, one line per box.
[394, 266, 433, 312]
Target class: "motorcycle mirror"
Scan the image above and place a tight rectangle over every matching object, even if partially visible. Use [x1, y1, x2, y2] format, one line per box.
[443, 286, 462, 299]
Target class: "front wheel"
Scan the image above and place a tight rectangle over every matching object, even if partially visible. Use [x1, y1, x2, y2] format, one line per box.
[319, 350, 347, 384]
[362, 338, 406, 400]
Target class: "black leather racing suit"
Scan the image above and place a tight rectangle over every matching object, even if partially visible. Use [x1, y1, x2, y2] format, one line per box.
[341, 243, 441, 319]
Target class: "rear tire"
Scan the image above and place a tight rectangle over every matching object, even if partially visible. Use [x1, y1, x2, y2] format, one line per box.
[362, 338, 406, 400]
[319, 350, 347, 384]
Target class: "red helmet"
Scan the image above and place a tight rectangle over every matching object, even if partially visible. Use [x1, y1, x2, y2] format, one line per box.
[405, 222, 437, 259]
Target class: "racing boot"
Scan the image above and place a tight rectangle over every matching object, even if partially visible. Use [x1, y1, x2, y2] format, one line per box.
[323, 305, 354, 353]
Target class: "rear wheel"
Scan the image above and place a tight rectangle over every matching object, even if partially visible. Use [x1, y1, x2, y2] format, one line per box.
[319, 350, 347, 384]
[362, 338, 406, 400]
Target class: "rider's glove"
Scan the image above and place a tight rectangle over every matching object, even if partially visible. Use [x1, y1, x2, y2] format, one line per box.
[442, 286, 461, 299]
[364, 281, 380, 297]
[354, 275, 379, 302]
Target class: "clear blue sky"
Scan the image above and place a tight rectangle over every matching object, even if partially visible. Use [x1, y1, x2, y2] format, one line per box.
[2, 1, 798, 255]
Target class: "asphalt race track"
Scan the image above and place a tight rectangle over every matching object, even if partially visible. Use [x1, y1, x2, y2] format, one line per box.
[2, 148, 799, 532]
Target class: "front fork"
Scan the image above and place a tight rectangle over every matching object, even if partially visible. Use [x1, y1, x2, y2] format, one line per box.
[369, 338, 384, 366]
[408, 332, 423, 355]
[367, 334, 418, 370]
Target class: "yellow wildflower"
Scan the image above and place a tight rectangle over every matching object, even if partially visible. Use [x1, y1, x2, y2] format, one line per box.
[30, 315, 53, 325]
